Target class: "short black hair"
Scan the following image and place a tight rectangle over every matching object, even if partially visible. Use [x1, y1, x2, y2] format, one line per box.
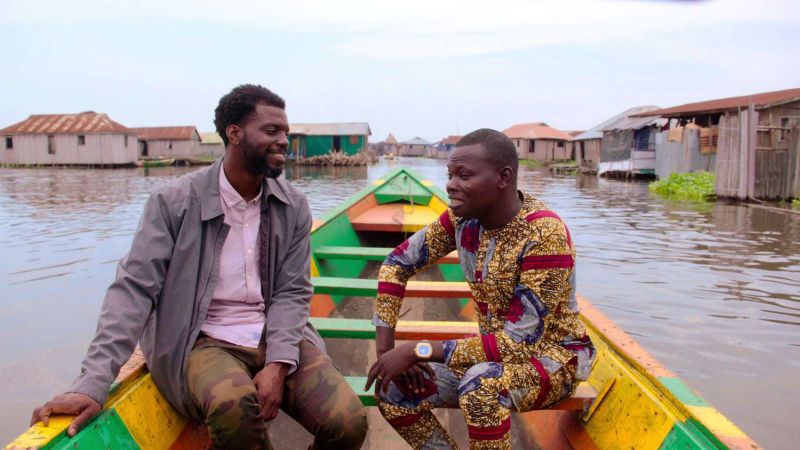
[214, 84, 285, 146]
[456, 128, 518, 172]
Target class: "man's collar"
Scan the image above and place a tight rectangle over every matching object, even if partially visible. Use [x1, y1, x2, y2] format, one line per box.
[198, 159, 292, 221]
[199, 159, 224, 221]
[263, 176, 291, 205]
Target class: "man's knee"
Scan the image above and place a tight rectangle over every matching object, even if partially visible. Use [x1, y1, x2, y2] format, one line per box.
[200, 376, 266, 448]
[458, 362, 503, 395]
[315, 393, 368, 449]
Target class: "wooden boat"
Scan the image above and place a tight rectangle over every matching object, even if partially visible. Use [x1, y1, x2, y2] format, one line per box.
[185, 157, 215, 166]
[6, 167, 760, 449]
[134, 157, 176, 168]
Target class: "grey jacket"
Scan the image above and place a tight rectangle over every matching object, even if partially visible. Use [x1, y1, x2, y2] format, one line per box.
[68, 159, 324, 421]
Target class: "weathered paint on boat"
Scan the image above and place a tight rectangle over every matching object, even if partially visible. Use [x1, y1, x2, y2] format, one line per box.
[6, 167, 760, 450]
[134, 158, 176, 168]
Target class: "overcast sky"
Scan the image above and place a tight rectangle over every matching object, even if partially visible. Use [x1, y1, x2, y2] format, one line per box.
[2, 0, 798, 142]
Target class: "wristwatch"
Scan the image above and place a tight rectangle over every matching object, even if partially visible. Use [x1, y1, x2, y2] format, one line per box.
[414, 341, 433, 361]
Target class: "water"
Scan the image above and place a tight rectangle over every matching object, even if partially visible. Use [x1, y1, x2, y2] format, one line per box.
[1, 159, 798, 448]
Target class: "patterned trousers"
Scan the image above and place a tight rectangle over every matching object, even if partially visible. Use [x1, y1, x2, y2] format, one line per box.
[377, 360, 578, 450]
[186, 335, 367, 450]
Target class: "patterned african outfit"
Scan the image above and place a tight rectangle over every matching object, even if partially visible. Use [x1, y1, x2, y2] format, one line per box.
[373, 193, 595, 450]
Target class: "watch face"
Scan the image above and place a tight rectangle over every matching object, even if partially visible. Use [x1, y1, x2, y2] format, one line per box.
[416, 343, 432, 358]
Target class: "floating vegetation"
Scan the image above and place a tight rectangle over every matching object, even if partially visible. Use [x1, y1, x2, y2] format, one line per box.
[518, 159, 546, 168]
[295, 150, 377, 166]
[649, 171, 715, 201]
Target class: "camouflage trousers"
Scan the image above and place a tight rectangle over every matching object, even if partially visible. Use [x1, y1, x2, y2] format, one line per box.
[186, 335, 367, 450]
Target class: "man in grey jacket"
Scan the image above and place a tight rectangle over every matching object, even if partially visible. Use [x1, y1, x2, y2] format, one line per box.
[30, 84, 368, 449]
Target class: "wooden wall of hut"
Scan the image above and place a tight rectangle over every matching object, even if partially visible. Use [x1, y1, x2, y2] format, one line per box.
[715, 109, 755, 200]
[715, 108, 799, 200]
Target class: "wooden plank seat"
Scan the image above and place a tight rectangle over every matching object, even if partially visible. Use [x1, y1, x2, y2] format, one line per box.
[315, 246, 459, 264]
[349, 203, 440, 232]
[317, 318, 597, 412]
[345, 376, 596, 411]
[312, 277, 472, 298]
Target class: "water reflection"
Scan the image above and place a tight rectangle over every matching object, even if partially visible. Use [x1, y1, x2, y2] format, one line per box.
[0, 159, 798, 448]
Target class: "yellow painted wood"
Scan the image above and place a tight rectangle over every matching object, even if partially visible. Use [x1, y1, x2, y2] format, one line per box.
[112, 373, 188, 449]
[582, 331, 688, 449]
[372, 178, 385, 186]
[310, 258, 320, 277]
[427, 195, 449, 214]
[687, 406, 748, 440]
[421, 180, 433, 186]
[400, 204, 440, 232]
[6, 416, 72, 449]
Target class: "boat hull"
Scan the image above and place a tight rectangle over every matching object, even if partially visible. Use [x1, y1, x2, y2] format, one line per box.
[6, 167, 759, 450]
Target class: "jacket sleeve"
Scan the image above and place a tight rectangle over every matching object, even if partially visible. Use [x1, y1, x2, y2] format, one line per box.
[264, 196, 313, 369]
[67, 191, 176, 405]
[443, 214, 576, 369]
[373, 210, 457, 329]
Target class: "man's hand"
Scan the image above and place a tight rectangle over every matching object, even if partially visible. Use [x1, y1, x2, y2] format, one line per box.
[30, 393, 102, 437]
[366, 342, 420, 394]
[253, 362, 289, 421]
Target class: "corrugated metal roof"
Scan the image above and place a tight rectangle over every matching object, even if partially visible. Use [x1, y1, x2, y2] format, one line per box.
[0, 111, 133, 135]
[573, 106, 662, 140]
[200, 132, 223, 144]
[289, 122, 371, 136]
[599, 106, 666, 131]
[402, 137, 432, 145]
[502, 122, 573, 141]
[635, 88, 800, 117]
[131, 126, 199, 141]
[439, 135, 462, 145]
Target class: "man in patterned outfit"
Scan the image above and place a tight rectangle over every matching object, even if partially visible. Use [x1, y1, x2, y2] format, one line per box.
[365, 128, 595, 450]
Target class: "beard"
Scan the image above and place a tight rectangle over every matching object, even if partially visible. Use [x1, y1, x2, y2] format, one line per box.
[241, 137, 283, 179]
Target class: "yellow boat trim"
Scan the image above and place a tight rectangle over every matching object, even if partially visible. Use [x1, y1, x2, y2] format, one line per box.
[687, 406, 748, 440]
[6, 416, 72, 449]
[113, 373, 188, 449]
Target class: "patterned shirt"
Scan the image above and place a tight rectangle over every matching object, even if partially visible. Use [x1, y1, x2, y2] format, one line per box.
[374, 193, 592, 377]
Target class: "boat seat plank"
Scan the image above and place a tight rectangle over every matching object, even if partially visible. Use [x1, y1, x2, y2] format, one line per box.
[309, 317, 479, 340]
[315, 246, 459, 264]
[312, 277, 471, 298]
[344, 376, 596, 411]
[350, 203, 440, 232]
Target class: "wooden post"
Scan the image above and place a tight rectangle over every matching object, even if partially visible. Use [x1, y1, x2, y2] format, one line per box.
[790, 124, 800, 199]
[747, 103, 757, 200]
[738, 110, 748, 200]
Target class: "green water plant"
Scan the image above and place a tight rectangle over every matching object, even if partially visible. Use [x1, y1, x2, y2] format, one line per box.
[649, 171, 716, 201]
[518, 159, 545, 168]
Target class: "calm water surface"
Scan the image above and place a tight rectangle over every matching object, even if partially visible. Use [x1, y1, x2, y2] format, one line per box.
[1, 158, 798, 448]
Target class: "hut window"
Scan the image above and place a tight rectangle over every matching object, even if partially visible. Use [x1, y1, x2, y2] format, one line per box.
[48, 135, 55, 154]
[78, 135, 85, 145]
[125, 136, 129, 147]
[4, 136, 11, 149]
[557, 141, 564, 148]
[169, 141, 173, 149]
[779, 117, 789, 142]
